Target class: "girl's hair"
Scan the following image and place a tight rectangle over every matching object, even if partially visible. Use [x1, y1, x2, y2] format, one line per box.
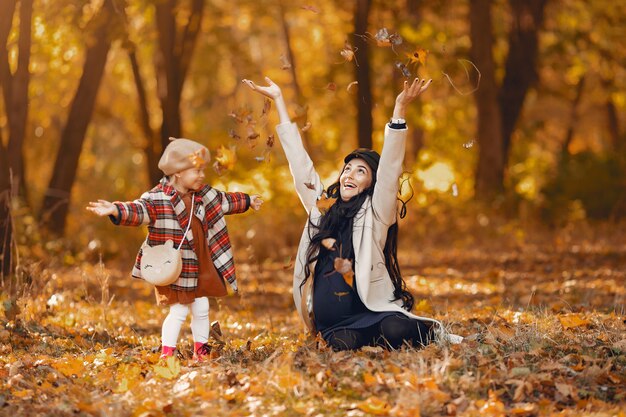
[302, 170, 415, 311]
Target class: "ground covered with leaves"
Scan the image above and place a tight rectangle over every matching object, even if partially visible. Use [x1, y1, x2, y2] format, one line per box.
[1, 224, 625, 417]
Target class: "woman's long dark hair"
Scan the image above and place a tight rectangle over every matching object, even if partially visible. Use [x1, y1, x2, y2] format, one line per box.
[302, 173, 415, 311]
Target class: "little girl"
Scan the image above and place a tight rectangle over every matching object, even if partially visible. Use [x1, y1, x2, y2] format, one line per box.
[87, 137, 263, 359]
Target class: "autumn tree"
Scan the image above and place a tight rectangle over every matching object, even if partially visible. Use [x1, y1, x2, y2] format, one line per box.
[0, 0, 33, 278]
[353, 0, 373, 149]
[470, 0, 548, 199]
[41, 0, 122, 235]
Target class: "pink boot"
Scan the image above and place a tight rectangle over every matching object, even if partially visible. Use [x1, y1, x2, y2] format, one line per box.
[160, 345, 176, 359]
[193, 342, 211, 361]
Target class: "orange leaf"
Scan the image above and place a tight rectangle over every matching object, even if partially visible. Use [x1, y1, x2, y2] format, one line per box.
[559, 314, 590, 329]
[316, 194, 336, 214]
[362, 372, 378, 387]
[321, 238, 336, 250]
[407, 48, 429, 66]
[334, 257, 354, 287]
[153, 355, 180, 380]
[213, 145, 237, 176]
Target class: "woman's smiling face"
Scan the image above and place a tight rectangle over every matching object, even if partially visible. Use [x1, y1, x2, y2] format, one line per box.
[339, 157, 373, 201]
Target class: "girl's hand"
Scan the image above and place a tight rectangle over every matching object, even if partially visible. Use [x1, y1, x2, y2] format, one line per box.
[86, 200, 117, 217]
[249, 195, 264, 211]
[393, 78, 432, 118]
[242, 77, 282, 100]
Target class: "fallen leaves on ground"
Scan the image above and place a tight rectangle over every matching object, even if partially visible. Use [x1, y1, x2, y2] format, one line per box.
[1, 227, 625, 416]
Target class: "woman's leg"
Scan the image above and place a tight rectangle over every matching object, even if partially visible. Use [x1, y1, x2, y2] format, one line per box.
[377, 314, 432, 349]
[161, 303, 190, 353]
[325, 328, 372, 351]
[190, 296, 210, 344]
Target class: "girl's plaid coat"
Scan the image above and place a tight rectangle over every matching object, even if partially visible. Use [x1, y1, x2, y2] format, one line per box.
[110, 178, 250, 292]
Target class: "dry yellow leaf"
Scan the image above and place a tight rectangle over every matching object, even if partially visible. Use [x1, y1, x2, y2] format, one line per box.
[153, 355, 180, 380]
[357, 396, 391, 416]
[559, 314, 590, 329]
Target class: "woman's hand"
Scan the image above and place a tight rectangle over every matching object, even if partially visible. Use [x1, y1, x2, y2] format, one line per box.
[393, 77, 432, 119]
[243, 77, 291, 124]
[86, 200, 117, 217]
[242, 77, 282, 100]
[249, 195, 264, 211]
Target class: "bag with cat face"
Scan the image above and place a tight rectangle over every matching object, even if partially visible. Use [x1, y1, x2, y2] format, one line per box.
[140, 239, 183, 286]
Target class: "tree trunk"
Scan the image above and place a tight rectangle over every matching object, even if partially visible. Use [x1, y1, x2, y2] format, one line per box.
[601, 78, 621, 153]
[0, 0, 16, 114]
[561, 75, 585, 156]
[7, 0, 33, 200]
[0, 136, 12, 281]
[41, 0, 118, 235]
[128, 48, 161, 185]
[353, 0, 373, 150]
[278, 0, 312, 150]
[499, 0, 547, 162]
[470, 0, 504, 199]
[0, 0, 19, 281]
[154, 0, 204, 152]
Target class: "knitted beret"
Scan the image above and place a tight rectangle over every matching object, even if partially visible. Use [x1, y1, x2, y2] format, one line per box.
[158, 137, 210, 175]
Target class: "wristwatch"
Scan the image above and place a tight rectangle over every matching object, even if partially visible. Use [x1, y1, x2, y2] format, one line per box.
[389, 117, 407, 129]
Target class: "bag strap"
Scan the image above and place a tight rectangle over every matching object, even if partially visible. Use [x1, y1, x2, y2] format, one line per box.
[176, 193, 194, 251]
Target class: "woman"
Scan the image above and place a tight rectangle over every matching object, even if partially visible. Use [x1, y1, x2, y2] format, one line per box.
[243, 77, 461, 350]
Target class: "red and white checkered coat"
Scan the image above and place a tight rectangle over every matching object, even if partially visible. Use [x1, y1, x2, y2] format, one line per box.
[111, 178, 250, 292]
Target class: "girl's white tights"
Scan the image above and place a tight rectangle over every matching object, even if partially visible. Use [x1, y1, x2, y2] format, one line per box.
[161, 297, 209, 347]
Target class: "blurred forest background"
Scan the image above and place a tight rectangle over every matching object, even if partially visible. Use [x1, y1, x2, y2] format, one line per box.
[0, 0, 625, 277]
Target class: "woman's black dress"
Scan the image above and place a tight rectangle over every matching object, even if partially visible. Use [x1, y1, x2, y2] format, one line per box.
[312, 222, 396, 341]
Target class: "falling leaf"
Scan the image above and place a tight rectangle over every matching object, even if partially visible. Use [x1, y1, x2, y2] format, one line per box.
[301, 5, 320, 13]
[228, 107, 252, 124]
[325, 82, 337, 91]
[398, 172, 414, 203]
[340, 43, 358, 65]
[247, 127, 260, 148]
[228, 128, 241, 141]
[463, 139, 475, 149]
[334, 257, 354, 287]
[321, 238, 336, 250]
[153, 356, 180, 380]
[316, 193, 336, 214]
[374, 28, 402, 48]
[304, 182, 316, 190]
[395, 61, 412, 78]
[301, 122, 312, 132]
[407, 48, 429, 66]
[213, 145, 237, 176]
[188, 149, 207, 168]
[261, 99, 271, 117]
[283, 256, 294, 269]
[559, 314, 591, 329]
[279, 54, 292, 70]
[452, 182, 459, 197]
[346, 81, 359, 93]
[266, 134, 274, 148]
